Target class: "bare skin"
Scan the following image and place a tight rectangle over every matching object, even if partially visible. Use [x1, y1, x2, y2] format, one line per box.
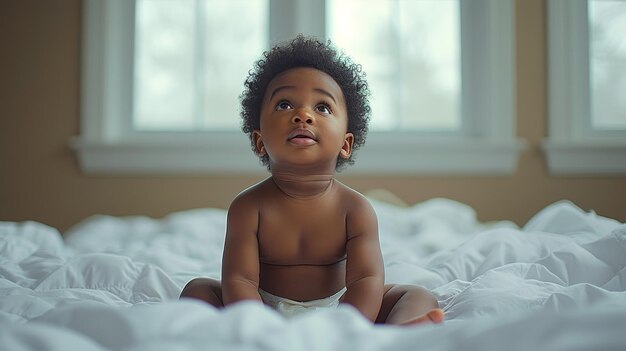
[180, 67, 444, 325]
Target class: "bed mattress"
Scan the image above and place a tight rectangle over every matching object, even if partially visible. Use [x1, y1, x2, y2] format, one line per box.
[1, 198, 625, 350]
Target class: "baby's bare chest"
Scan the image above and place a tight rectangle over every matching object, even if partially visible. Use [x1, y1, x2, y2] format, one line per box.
[257, 200, 348, 265]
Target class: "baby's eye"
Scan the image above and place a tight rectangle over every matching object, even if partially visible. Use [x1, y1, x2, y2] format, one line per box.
[276, 101, 292, 111]
[316, 103, 332, 114]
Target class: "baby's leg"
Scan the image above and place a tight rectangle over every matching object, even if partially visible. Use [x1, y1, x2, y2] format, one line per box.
[179, 277, 224, 308]
[376, 284, 444, 325]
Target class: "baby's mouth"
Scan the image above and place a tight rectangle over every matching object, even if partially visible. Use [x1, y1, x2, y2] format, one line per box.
[287, 128, 318, 145]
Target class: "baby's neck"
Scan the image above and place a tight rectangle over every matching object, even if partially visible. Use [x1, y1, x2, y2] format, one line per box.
[271, 172, 334, 199]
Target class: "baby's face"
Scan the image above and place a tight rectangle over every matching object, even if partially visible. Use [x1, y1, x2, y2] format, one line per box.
[253, 67, 353, 172]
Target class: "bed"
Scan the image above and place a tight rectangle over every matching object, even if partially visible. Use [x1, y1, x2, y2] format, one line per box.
[1, 197, 625, 350]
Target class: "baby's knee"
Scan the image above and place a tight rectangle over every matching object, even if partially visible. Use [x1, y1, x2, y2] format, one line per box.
[389, 284, 438, 305]
[180, 277, 223, 307]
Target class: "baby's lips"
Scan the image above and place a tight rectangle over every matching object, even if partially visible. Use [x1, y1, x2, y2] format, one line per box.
[287, 128, 317, 141]
[289, 136, 317, 146]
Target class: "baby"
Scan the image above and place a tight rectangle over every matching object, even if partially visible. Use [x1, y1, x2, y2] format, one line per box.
[181, 35, 444, 325]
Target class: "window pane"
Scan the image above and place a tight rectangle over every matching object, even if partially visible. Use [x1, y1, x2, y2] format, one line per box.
[327, 0, 460, 131]
[589, 0, 626, 130]
[134, 0, 268, 131]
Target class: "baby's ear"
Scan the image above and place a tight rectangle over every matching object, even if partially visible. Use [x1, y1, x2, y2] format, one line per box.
[339, 133, 354, 159]
[252, 130, 266, 156]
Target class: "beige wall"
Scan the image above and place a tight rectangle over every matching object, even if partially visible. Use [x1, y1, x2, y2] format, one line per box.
[1, 0, 625, 233]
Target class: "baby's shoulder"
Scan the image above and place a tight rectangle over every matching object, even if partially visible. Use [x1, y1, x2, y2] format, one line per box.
[333, 181, 378, 231]
[229, 178, 274, 209]
[333, 180, 374, 210]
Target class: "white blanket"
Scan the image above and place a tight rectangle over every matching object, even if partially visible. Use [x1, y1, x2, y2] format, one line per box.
[1, 199, 625, 350]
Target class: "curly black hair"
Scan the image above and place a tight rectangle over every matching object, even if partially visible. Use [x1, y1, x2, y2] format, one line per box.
[240, 35, 371, 171]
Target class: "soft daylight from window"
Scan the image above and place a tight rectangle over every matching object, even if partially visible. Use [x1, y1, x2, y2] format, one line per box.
[133, 0, 460, 133]
[327, 0, 460, 132]
[133, 0, 268, 131]
[589, 0, 626, 130]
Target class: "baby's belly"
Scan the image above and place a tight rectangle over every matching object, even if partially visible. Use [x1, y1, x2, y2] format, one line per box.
[259, 260, 346, 301]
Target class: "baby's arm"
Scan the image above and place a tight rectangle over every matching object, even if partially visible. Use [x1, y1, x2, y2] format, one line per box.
[341, 195, 385, 322]
[221, 193, 262, 305]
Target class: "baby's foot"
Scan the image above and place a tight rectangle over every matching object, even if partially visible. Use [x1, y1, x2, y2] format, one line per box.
[399, 308, 445, 326]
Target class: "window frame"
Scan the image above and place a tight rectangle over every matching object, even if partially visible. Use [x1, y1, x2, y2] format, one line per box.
[72, 0, 523, 175]
[544, 0, 626, 175]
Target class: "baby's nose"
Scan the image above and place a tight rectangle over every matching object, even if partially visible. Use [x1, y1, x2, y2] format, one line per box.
[292, 111, 314, 124]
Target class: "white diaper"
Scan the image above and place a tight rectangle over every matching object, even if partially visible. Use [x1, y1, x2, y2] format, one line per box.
[259, 287, 346, 318]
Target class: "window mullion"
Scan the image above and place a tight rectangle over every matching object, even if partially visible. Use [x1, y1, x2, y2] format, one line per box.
[392, 1, 402, 130]
[269, 0, 294, 44]
[295, 0, 325, 39]
[106, 0, 135, 139]
[460, 0, 515, 140]
[193, 0, 207, 130]
[460, 0, 488, 138]
[547, 0, 590, 141]
[574, 1, 592, 138]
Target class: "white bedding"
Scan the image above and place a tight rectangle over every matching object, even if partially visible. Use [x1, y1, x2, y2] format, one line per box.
[1, 199, 625, 350]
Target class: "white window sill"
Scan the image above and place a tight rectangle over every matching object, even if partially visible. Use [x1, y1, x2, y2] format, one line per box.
[543, 139, 626, 176]
[71, 134, 526, 176]
[70, 133, 261, 175]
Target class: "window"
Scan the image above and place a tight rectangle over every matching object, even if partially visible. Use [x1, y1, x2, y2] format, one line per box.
[134, 0, 267, 131]
[328, 0, 460, 132]
[545, 0, 626, 175]
[73, 0, 522, 175]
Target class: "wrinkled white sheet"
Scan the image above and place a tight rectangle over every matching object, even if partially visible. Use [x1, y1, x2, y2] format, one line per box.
[1, 199, 625, 350]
